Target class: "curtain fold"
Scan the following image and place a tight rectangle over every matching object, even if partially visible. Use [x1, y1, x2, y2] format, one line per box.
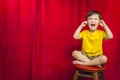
[0, 0, 120, 80]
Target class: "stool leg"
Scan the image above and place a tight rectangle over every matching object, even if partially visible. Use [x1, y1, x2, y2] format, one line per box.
[93, 72, 98, 80]
[79, 77, 84, 80]
[73, 70, 79, 80]
[99, 72, 104, 80]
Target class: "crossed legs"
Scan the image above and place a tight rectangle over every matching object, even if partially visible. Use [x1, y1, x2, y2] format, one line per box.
[72, 50, 107, 67]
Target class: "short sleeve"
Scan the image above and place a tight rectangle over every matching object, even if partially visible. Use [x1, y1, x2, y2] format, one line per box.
[79, 30, 86, 39]
[101, 31, 107, 39]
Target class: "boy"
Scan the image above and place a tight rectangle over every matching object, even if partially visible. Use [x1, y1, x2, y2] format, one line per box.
[72, 10, 113, 67]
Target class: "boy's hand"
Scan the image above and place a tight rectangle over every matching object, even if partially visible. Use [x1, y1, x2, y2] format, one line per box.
[100, 20, 106, 27]
[80, 21, 87, 28]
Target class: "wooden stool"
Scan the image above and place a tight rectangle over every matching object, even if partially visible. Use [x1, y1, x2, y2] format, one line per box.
[73, 64, 105, 80]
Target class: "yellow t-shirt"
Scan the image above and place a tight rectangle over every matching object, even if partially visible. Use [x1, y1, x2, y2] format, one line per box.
[79, 30, 107, 57]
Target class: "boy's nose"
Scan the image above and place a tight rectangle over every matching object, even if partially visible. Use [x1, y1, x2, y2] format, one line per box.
[91, 20, 95, 23]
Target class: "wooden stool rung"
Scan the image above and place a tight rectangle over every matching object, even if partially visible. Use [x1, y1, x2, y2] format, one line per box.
[78, 73, 93, 78]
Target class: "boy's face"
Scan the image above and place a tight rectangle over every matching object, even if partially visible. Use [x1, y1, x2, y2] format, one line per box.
[87, 14, 100, 31]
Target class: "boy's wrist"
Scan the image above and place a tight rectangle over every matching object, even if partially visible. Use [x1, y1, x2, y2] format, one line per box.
[80, 25, 84, 28]
[78, 25, 84, 29]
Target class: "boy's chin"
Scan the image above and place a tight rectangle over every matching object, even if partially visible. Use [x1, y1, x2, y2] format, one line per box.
[89, 26, 98, 30]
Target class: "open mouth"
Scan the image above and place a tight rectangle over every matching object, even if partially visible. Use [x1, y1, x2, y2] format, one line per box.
[91, 24, 95, 26]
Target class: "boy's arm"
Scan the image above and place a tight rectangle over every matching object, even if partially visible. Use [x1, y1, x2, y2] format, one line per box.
[100, 20, 113, 39]
[73, 21, 87, 39]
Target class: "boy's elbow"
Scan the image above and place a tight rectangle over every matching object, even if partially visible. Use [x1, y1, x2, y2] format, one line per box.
[73, 35, 80, 39]
[73, 36, 77, 39]
[110, 34, 114, 39]
[107, 35, 114, 39]
[110, 36, 114, 39]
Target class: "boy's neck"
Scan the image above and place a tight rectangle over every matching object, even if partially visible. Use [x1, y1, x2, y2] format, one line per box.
[89, 29, 97, 33]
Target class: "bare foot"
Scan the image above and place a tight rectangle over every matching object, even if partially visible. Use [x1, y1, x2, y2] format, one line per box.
[72, 60, 84, 65]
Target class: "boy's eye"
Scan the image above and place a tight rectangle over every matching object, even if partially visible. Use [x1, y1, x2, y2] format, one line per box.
[88, 18, 92, 20]
[88, 18, 99, 20]
[95, 18, 98, 20]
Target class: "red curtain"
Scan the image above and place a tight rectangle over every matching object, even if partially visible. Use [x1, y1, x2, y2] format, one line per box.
[0, 0, 120, 80]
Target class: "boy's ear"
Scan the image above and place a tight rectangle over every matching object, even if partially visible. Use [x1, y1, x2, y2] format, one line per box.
[84, 21, 88, 25]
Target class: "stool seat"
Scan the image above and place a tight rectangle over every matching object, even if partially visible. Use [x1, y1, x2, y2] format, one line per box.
[73, 64, 105, 80]
[75, 64, 105, 71]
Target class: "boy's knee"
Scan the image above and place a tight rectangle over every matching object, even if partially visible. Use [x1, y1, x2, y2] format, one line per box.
[101, 55, 107, 63]
[72, 50, 78, 57]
